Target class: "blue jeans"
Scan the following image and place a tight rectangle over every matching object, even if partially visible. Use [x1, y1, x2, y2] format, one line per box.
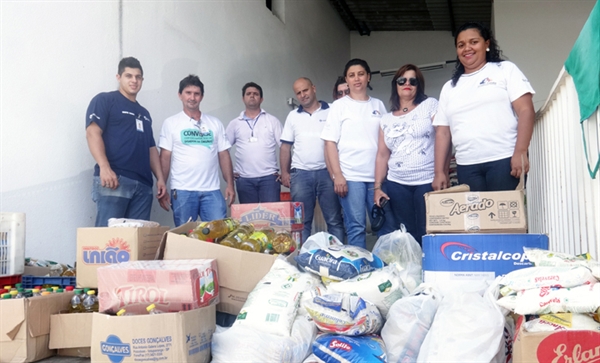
[92, 175, 153, 227]
[383, 181, 432, 245]
[171, 189, 227, 226]
[338, 181, 375, 249]
[236, 174, 281, 204]
[290, 168, 344, 243]
[457, 157, 521, 192]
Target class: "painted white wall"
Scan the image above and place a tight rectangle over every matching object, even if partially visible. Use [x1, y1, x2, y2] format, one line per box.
[1, 0, 349, 265]
[493, 0, 595, 109]
[350, 31, 457, 108]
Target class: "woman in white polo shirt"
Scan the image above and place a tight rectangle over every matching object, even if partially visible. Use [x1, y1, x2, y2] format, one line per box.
[374, 64, 438, 245]
[322, 59, 387, 249]
[432, 22, 535, 192]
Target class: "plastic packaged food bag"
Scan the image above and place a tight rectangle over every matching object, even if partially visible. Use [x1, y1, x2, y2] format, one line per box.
[498, 265, 597, 294]
[372, 226, 422, 293]
[233, 258, 314, 336]
[304, 293, 383, 336]
[523, 313, 600, 332]
[212, 314, 317, 363]
[381, 284, 441, 363]
[301, 232, 344, 254]
[108, 218, 160, 228]
[327, 263, 407, 317]
[295, 245, 385, 281]
[313, 334, 387, 363]
[524, 247, 600, 280]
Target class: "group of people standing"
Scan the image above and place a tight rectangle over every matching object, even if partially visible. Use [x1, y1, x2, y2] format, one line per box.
[86, 21, 535, 249]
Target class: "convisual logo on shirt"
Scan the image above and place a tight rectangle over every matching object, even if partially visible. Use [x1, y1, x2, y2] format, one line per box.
[181, 128, 214, 148]
[478, 77, 497, 87]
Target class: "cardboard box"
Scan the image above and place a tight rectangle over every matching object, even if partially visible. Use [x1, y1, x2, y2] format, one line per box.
[422, 233, 548, 283]
[90, 305, 216, 363]
[155, 222, 297, 315]
[23, 266, 51, 277]
[97, 259, 219, 314]
[0, 293, 73, 363]
[230, 202, 304, 231]
[425, 184, 527, 233]
[76, 226, 169, 288]
[513, 315, 600, 362]
[49, 313, 93, 357]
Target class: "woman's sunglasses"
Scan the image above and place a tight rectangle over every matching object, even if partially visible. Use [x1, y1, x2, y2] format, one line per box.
[336, 88, 350, 96]
[396, 77, 418, 86]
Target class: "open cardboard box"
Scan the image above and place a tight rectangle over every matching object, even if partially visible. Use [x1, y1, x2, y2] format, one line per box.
[49, 313, 93, 358]
[155, 222, 297, 315]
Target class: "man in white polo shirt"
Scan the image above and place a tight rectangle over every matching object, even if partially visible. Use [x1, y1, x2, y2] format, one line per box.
[280, 78, 344, 243]
[226, 82, 283, 203]
[158, 75, 235, 226]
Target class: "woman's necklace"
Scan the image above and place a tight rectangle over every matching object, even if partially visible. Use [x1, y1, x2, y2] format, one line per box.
[402, 107, 408, 112]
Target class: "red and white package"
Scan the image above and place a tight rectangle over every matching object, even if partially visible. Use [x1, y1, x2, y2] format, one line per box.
[524, 247, 600, 280]
[523, 313, 600, 332]
[498, 265, 597, 294]
[497, 283, 600, 315]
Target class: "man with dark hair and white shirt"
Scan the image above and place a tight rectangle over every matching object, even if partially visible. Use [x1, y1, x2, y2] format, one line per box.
[226, 82, 283, 203]
[280, 77, 344, 242]
[158, 75, 234, 226]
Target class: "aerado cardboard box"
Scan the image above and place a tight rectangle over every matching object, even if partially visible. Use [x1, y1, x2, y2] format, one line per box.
[422, 233, 548, 283]
[0, 292, 73, 363]
[425, 184, 527, 233]
[155, 222, 297, 315]
[91, 305, 215, 363]
[76, 226, 169, 287]
[512, 315, 600, 363]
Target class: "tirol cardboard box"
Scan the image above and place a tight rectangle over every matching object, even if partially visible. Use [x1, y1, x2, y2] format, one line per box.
[155, 222, 297, 315]
[49, 313, 93, 357]
[97, 259, 219, 314]
[76, 226, 169, 288]
[425, 184, 527, 233]
[422, 233, 548, 283]
[91, 305, 216, 363]
[513, 315, 600, 363]
[230, 201, 304, 232]
[0, 292, 73, 363]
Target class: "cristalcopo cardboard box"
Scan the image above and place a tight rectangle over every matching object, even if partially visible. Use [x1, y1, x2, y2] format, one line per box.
[49, 313, 93, 357]
[97, 259, 219, 315]
[0, 292, 73, 363]
[155, 222, 297, 315]
[422, 233, 548, 283]
[230, 202, 304, 231]
[91, 305, 215, 363]
[76, 226, 169, 288]
[425, 184, 527, 233]
[512, 315, 600, 363]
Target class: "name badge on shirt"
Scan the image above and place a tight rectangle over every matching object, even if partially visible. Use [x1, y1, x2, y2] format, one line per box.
[136, 119, 144, 132]
[249, 137, 258, 143]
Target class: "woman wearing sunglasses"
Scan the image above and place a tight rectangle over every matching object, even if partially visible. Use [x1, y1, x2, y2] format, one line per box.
[374, 64, 438, 245]
[432, 22, 535, 192]
[322, 58, 387, 249]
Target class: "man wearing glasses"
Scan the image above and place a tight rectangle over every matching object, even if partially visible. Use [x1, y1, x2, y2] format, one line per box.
[86, 57, 166, 227]
[226, 82, 283, 203]
[158, 75, 235, 226]
[280, 78, 344, 243]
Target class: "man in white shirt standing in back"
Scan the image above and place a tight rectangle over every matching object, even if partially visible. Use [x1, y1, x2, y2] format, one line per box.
[226, 82, 283, 203]
[280, 77, 344, 243]
[158, 75, 235, 226]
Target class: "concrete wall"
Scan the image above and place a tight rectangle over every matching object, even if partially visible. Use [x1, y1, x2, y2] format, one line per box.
[350, 31, 457, 109]
[493, 0, 595, 109]
[0, 0, 349, 264]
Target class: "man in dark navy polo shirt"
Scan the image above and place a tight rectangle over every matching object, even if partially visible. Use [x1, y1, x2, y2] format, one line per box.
[85, 57, 166, 226]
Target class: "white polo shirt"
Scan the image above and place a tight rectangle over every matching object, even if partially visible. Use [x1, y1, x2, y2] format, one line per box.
[321, 96, 387, 182]
[158, 111, 231, 191]
[226, 109, 283, 178]
[280, 101, 330, 171]
[434, 61, 535, 165]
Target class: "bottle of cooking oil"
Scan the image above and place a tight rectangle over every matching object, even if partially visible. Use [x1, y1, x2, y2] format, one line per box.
[198, 218, 239, 240]
[82, 290, 99, 313]
[239, 227, 275, 252]
[70, 289, 84, 313]
[271, 230, 297, 254]
[219, 223, 254, 249]
[146, 303, 163, 315]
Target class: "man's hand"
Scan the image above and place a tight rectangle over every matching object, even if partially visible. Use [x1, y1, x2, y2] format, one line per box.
[224, 185, 235, 207]
[333, 174, 348, 198]
[281, 171, 291, 188]
[158, 192, 170, 211]
[511, 152, 529, 179]
[374, 189, 389, 206]
[99, 166, 119, 189]
[156, 180, 166, 200]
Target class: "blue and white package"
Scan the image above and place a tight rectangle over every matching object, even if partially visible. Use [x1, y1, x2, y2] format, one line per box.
[295, 245, 385, 281]
[313, 334, 387, 363]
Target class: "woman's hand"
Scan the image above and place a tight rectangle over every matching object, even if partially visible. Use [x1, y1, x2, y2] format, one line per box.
[511, 152, 529, 179]
[333, 174, 348, 198]
[432, 171, 449, 191]
[374, 188, 389, 206]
